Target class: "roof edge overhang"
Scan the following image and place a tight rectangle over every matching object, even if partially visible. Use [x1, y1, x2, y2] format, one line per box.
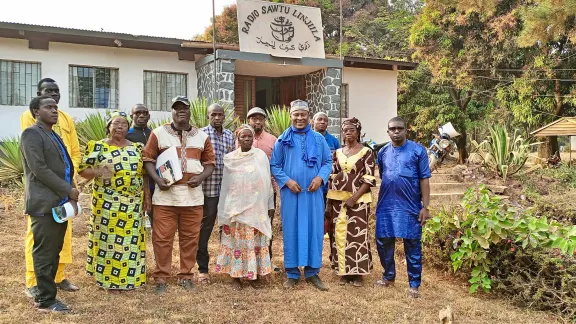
[0, 21, 209, 58]
[530, 117, 576, 137]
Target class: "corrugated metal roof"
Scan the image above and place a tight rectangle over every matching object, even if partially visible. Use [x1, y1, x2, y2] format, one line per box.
[0, 21, 211, 44]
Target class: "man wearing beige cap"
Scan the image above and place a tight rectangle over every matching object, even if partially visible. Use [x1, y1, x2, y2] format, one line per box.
[270, 100, 332, 291]
[246, 107, 280, 272]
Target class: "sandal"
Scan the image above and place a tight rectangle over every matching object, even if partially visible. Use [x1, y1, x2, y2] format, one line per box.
[198, 273, 211, 285]
[409, 287, 420, 298]
[374, 279, 395, 288]
[351, 276, 364, 288]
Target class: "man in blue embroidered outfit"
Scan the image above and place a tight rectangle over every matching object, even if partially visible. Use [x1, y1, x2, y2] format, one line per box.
[270, 100, 332, 291]
[374, 116, 431, 298]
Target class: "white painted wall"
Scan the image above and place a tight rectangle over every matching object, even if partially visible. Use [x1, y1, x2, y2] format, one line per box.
[343, 67, 397, 144]
[0, 38, 197, 137]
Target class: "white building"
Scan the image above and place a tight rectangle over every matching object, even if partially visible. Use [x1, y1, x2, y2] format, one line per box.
[0, 20, 415, 142]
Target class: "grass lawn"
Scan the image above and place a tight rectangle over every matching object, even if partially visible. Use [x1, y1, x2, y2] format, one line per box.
[0, 192, 561, 324]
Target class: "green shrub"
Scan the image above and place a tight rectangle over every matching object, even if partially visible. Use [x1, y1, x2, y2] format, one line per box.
[189, 98, 240, 130]
[266, 105, 291, 137]
[470, 125, 536, 181]
[537, 165, 576, 189]
[75, 111, 108, 148]
[0, 135, 23, 185]
[424, 185, 576, 317]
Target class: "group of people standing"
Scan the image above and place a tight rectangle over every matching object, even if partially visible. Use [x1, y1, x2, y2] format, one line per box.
[20, 78, 431, 314]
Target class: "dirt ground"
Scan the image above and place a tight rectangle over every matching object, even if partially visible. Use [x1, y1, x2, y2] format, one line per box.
[0, 192, 562, 324]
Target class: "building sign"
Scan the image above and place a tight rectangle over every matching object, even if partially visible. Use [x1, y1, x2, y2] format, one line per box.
[237, 0, 325, 59]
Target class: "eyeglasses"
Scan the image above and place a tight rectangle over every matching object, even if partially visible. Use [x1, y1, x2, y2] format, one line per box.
[388, 127, 405, 132]
[133, 111, 149, 116]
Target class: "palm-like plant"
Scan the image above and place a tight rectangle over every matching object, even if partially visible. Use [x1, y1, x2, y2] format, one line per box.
[189, 98, 240, 131]
[149, 116, 172, 129]
[75, 111, 108, 148]
[266, 105, 291, 137]
[0, 135, 23, 185]
[470, 125, 537, 181]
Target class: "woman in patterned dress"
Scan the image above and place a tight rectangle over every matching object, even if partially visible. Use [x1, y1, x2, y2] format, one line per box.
[215, 125, 274, 290]
[325, 117, 377, 287]
[78, 111, 149, 292]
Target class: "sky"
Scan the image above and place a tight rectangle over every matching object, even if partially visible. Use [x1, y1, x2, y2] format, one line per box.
[0, 0, 237, 40]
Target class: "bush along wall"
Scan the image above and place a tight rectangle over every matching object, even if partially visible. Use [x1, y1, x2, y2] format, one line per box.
[424, 185, 576, 318]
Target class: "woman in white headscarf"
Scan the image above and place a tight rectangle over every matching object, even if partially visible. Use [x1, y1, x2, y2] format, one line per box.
[215, 124, 274, 290]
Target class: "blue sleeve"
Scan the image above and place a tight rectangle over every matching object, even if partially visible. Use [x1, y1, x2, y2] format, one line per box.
[334, 137, 341, 149]
[270, 139, 290, 189]
[417, 146, 431, 179]
[378, 148, 384, 179]
[317, 136, 333, 185]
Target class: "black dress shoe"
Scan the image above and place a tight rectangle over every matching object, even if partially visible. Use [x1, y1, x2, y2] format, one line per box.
[57, 279, 80, 292]
[305, 275, 329, 291]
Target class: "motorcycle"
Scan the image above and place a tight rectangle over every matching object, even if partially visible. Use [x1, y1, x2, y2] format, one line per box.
[361, 133, 388, 162]
[547, 151, 562, 168]
[427, 122, 460, 171]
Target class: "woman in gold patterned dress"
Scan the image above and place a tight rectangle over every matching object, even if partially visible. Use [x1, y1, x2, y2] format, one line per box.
[325, 117, 377, 287]
[78, 111, 149, 292]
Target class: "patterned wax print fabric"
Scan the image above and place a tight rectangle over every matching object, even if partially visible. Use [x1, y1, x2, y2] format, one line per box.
[80, 140, 146, 290]
[326, 147, 376, 275]
[215, 223, 272, 279]
[375, 140, 431, 239]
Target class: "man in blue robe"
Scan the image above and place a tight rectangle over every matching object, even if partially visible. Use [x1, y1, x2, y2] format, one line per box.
[375, 116, 431, 298]
[270, 100, 332, 291]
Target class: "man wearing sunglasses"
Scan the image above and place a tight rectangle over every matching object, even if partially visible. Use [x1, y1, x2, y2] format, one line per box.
[374, 116, 431, 299]
[126, 104, 154, 227]
[126, 104, 152, 145]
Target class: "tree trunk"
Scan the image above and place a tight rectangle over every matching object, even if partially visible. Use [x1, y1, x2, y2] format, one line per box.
[458, 130, 468, 164]
[538, 136, 559, 158]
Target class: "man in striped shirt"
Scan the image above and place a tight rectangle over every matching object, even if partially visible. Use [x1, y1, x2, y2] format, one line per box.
[143, 96, 216, 294]
[197, 103, 235, 284]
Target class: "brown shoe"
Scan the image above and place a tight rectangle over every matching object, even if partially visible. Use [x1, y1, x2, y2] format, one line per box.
[374, 279, 395, 288]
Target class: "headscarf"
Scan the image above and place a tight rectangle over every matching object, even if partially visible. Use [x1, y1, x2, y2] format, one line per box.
[235, 124, 255, 137]
[106, 111, 132, 134]
[279, 100, 318, 167]
[342, 117, 362, 142]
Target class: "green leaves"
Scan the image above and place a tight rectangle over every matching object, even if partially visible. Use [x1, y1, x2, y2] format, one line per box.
[424, 184, 576, 294]
[470, 124, 535, 181]
[0, 135, 23, 185]
[265, 106, 291, 138]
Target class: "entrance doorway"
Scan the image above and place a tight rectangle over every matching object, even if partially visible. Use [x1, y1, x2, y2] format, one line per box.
[235, 75, 307, 118]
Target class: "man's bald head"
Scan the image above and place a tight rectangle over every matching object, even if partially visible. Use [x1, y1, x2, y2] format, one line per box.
[131, 104, 150, 128]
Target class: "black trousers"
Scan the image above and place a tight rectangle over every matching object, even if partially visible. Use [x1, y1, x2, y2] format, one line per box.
[269, 192, 277, 260]
[197, 196, 219, 274]
[30, 214, 68, 307]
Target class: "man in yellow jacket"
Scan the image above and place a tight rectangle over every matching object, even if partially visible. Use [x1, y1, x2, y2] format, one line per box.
[21, 78, 82, 297]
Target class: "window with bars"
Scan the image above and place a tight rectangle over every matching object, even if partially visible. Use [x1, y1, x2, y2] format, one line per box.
[0, 60, 41, 106]
[144, 71, 187, 111]
[69, 66, 119, 109]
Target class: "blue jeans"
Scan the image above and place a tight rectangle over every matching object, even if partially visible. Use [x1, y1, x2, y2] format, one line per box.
[376, 237, 422, 288]
[285, 266, 320, 279]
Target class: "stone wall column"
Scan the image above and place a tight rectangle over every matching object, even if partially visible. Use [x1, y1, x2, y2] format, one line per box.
[195, 57, 236, 106]
[305, 67, 342, 139]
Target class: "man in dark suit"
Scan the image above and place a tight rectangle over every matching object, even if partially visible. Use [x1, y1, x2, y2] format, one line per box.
[20, 95, 79, 313]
